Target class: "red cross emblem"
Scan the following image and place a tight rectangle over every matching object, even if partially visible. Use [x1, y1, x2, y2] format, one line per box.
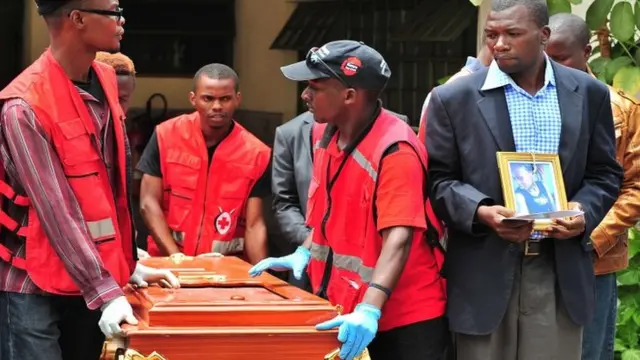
[215, 211, 232, 235]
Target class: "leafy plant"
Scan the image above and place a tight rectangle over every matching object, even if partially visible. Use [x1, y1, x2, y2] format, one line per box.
[615, 228, 640, 360]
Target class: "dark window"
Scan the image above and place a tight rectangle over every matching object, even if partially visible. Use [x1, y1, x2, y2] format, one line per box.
[120, 0, 235, 77]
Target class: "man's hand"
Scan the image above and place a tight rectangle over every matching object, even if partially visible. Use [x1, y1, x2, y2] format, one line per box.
[476, 205, 533, 243]
[129, 263, 180, 288]
[315, 303, 381, 360]
[99, 296, 137, 338]
[544, 202, 586, 239]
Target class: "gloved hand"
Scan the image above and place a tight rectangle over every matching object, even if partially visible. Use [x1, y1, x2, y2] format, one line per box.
[315, 303, 381, 360]
[129, 263, 180, 288]
[248, 246, 310, 279]
[99, 296, 137, 338]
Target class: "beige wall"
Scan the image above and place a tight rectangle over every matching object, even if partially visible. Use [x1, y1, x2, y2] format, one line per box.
[22, 0, 300, 123]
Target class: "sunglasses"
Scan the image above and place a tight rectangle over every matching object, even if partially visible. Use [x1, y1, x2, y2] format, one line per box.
[72, 7, 124, 23]
[306, 47, 351, 88]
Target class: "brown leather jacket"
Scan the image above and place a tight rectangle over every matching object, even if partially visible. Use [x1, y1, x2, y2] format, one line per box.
[590, 72, 640, 274]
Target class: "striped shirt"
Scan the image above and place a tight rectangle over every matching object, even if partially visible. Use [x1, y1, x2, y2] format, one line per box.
[0, 83, 130, 310]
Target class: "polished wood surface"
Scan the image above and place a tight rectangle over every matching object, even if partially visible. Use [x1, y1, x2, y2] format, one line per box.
[103, 255, 341, 359]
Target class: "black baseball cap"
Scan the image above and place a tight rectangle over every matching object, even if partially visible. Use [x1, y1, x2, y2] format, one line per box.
[281, 40, 391, 92]
[35, 0, 72, 15]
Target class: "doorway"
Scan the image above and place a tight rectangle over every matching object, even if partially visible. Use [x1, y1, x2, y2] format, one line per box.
[0, 1, 25, 88]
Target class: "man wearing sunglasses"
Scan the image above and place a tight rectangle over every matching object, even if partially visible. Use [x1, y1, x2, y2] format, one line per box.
[250, 40, 448, 360]
[0, 1, 179, 360]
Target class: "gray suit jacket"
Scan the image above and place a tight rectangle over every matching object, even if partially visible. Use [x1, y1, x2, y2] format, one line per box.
[426, 61, 623, 335]
[271, 112, 314, 253]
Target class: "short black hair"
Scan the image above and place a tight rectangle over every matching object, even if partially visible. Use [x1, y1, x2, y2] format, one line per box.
[491, 0, 549, 27]
[549, 13, 591, 47]
[42, 0, 83, 20]
[193, 63, 240, 91]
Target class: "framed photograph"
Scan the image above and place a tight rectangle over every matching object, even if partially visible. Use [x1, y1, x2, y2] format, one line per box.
[496, 152, 568, 230]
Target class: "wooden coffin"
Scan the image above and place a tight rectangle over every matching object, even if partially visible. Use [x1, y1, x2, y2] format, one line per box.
[100, 255, 343, 360]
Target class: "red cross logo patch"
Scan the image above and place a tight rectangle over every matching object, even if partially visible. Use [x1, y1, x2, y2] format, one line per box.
[215, 207, 235, 235]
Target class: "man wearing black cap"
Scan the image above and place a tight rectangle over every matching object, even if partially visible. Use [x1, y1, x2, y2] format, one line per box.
[249, 40, 448, 360]
[0, 1, 178, 360]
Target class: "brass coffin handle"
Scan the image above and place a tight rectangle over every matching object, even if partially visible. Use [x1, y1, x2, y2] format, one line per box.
[324, 348, 370, 360]
[119, 349, 168, 360]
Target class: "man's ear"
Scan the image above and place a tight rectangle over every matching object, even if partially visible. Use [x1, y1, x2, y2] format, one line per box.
[189, 91, 196, 108]
[584, 44, 592, 61]
[540, 25, 551, 45]
[68, 9, 85, 29]
[344, 88, 357, 105]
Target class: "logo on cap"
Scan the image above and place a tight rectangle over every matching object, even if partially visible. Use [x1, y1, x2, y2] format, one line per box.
[341, 57, 362, 76]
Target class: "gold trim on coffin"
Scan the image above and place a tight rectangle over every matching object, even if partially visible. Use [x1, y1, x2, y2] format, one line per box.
[324, 348, 370, 360]
[118, 349, 167, 360]
[101, 341, 166, 360]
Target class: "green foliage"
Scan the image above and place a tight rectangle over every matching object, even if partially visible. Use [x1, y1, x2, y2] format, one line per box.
[578, 0, 640, 98]
[437, 75, 452, 85]
[548, 0, 572, 15]
[585, 0, 614, 30]
[615, 228, 640, 359]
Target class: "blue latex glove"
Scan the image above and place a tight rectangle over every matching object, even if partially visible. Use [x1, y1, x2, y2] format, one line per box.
[248, 246, 310, 279]
[315, 303, 381, 360]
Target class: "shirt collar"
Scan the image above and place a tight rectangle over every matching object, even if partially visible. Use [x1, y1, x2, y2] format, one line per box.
[481, 52, 556, 91]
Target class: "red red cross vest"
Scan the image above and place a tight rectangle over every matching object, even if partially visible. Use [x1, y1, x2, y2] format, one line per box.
[151, 112, 270, 257]
[307, 109, 446, 331]
[0, 48, 136, 295]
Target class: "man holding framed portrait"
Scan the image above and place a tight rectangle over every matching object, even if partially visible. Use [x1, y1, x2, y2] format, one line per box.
[425, 0, 624, 359]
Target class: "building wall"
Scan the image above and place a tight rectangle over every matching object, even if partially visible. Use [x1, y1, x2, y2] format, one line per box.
[22, 0, 300, 123]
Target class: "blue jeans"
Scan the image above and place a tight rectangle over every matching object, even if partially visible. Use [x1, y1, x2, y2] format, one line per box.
[582, 273, 617, 360]
[0, 291, 105, 360]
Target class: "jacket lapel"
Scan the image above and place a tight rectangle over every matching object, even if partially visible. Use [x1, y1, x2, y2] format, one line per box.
[477, 86, 516, 151]
[553, 63, 582, 172]
[301, 112, 313, 162]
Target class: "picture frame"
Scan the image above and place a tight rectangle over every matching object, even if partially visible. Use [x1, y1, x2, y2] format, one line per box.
[496, 152, 568, 231]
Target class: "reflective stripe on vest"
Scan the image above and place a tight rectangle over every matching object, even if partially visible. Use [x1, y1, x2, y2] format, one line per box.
[86, 218, 116, 240]
[310, 242, 373, 283]
[211, 237, 244, 254]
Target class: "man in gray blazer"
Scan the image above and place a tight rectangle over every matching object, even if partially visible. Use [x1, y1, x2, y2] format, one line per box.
[271, 111, 314, 290]
[425, 0, 623, 358]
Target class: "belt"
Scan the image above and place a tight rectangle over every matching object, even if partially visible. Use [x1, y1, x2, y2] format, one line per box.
[524, 239, 554, 256]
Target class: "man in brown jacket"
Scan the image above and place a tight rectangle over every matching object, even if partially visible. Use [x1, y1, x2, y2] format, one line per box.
[546, 13, 640, 360]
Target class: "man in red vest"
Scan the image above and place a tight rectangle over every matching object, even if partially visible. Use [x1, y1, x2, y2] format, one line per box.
[0, 1, 179, 360]
[249, 40, 447, 360]
[137, 63, 271, 265]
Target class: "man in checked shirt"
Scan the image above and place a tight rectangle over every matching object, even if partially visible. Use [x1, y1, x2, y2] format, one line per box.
[0, 1, 178, 360]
